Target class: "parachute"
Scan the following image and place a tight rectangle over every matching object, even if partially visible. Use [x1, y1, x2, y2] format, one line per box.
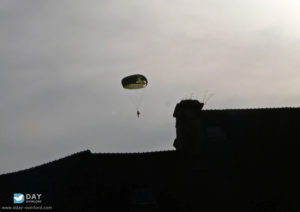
[121, 74, 148, 89]
[121, 74, 148, 117]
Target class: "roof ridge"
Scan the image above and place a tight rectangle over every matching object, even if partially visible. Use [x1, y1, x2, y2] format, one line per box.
[0, 150, 91, 176]
[93, 150, 176, 155]
[204, 107, 300, 111]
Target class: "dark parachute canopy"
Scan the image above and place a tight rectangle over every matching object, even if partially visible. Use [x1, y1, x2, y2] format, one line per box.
[121, 74, 148, 89]
[121, 74, 148, 117]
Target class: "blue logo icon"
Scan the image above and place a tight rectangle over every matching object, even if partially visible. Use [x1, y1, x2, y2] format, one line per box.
[13, 193, 24, 204]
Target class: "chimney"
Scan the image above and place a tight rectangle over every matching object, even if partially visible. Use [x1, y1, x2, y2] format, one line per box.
[173, 100, 205, 153]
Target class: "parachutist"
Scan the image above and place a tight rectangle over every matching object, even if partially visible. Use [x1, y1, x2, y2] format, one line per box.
[137, 110, 140, 118]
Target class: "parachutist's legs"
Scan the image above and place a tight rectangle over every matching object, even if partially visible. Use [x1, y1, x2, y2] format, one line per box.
[137, 110, 140, 118]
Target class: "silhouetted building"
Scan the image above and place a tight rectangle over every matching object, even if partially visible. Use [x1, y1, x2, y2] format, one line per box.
[0, 100, 299, 211]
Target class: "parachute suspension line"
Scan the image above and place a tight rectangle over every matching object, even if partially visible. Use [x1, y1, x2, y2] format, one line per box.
[125, 88, 146, 111]
[136, 87, 146, 109]
[126, 91, 138, 110]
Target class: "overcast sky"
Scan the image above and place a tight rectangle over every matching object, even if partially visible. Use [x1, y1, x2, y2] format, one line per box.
[1, 0, 300, 174]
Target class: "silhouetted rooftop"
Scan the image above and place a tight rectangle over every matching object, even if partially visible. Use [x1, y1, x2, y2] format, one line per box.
[0, 103, 299, 211]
